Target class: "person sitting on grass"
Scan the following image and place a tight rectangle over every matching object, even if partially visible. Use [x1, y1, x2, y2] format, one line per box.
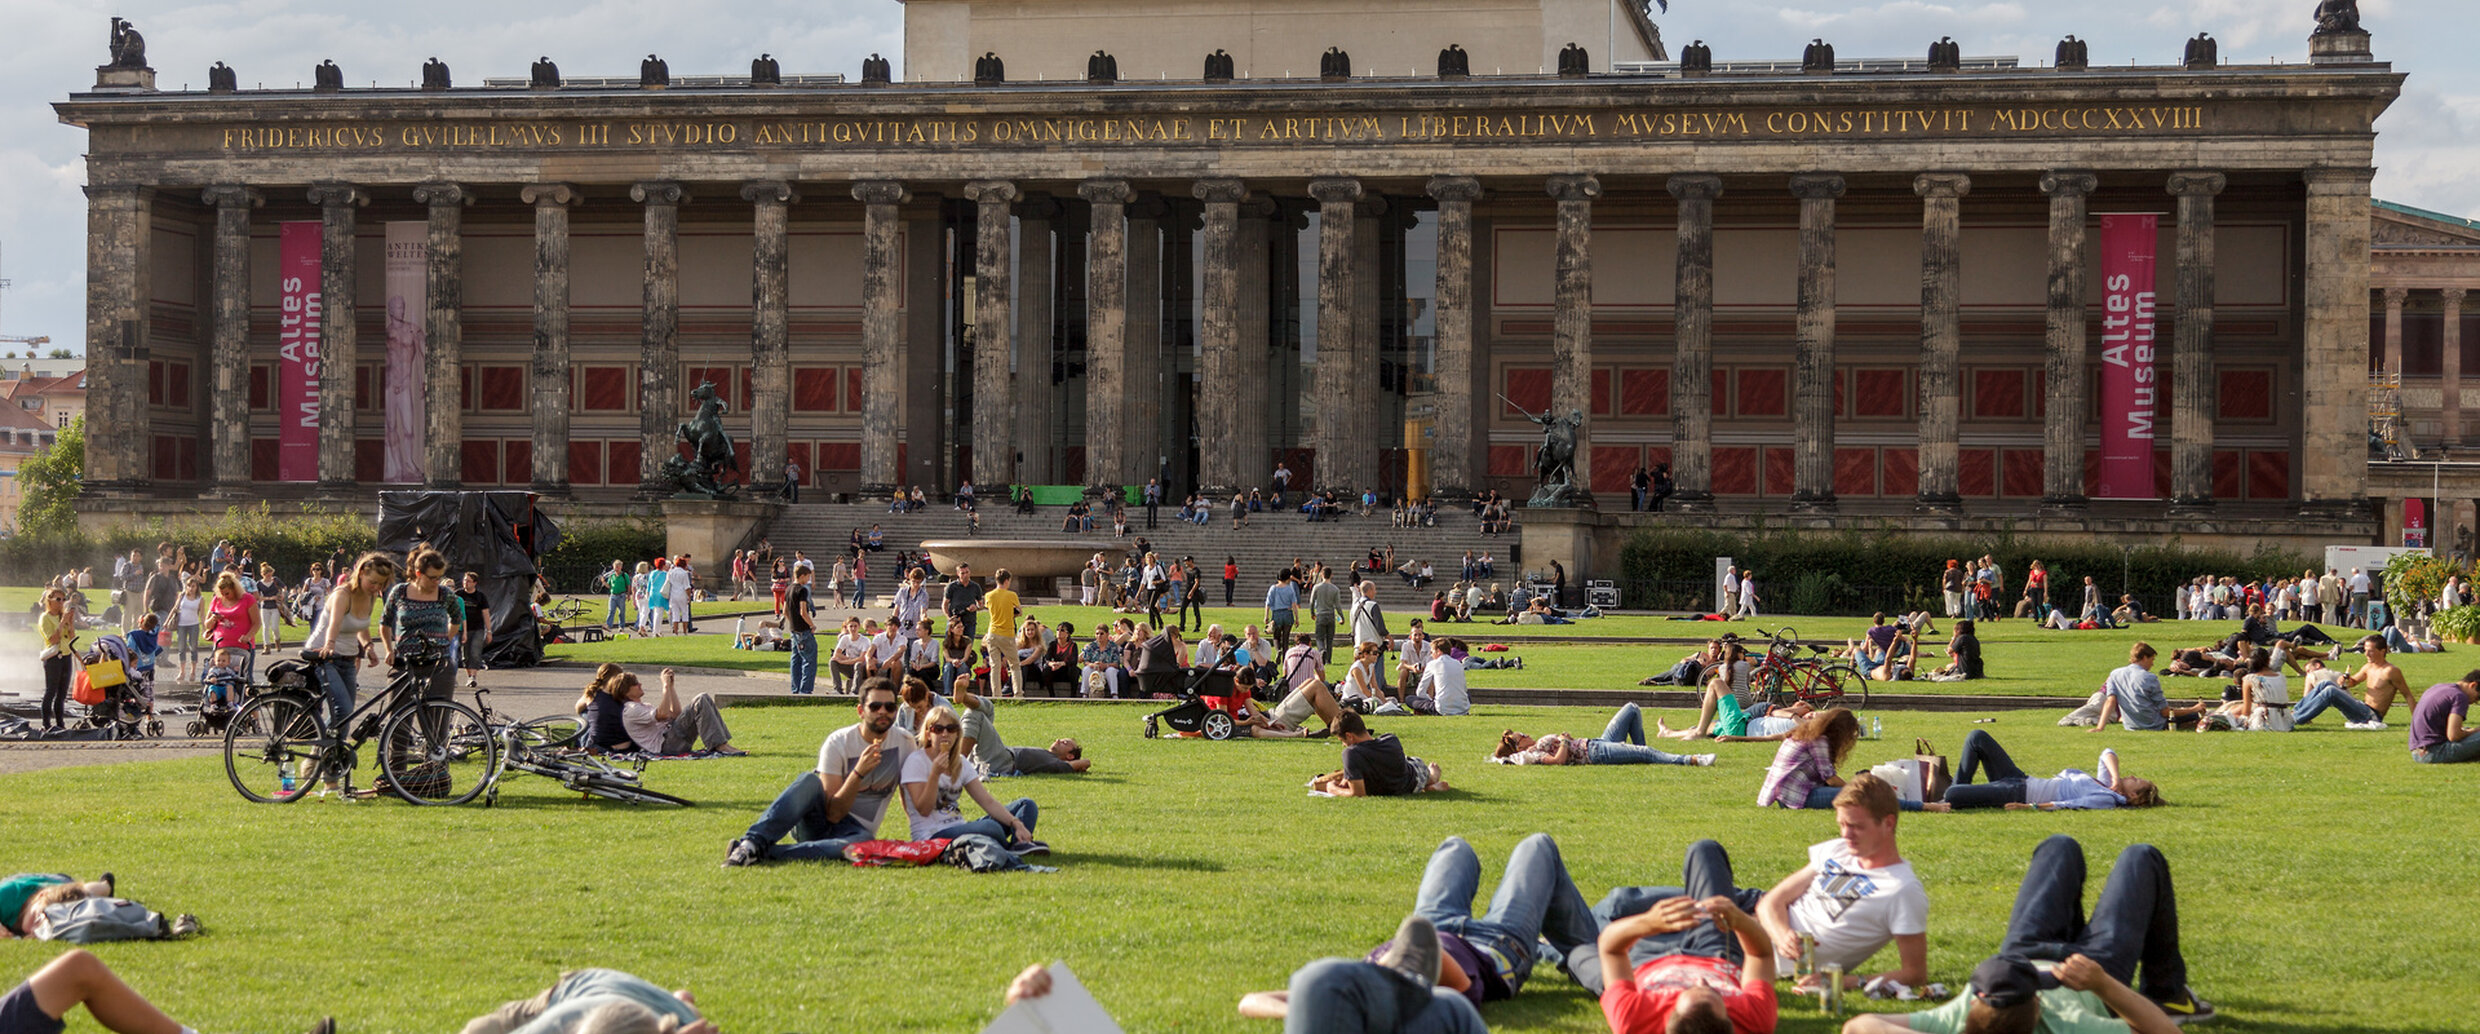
[723, 678, 917, 867]
[0, 950, 330, 1034]
[828, 617, 868, 693]
[2197, 651, 2293, 732]
[2113, 593, 2160, 625]
[895, 674, 951, 737]
[1838, 835, 2211, 1032]
[1642, 638, 1725, 686]
[1239, 834, 1596, 1020]
[1759, 708, 1940, 811]
[867, 620, 907, 686]
[1310, 711, 1448, 795]
[1412, 637, 1475, 716]
[956, 679, 1089, 777]
[616, 668, 744, 757]
[1936, 731, 2159, 811]
[1342, 640, 1399, 712]
[1491, 703, 1715, 767]
[902, 704, 1048, 854]
[2407, 672, 2480, 764]
[1242, 916, 1491, 1033]
[2292, 636, 2412, 730]
[2091, 644, 2210, 732]
[461, 967, 711, 1034]
[1658, 643, 1756, 740]
[1920, 620, 1983, 682]
[1207, 668, 1321, 739]
[577, 662, 639, 754]
[1266, 665, 1351, 736]
[1579, 840, 1779, 1033]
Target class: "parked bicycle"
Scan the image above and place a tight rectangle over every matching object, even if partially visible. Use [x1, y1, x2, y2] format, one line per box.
[220, 642, 498, 806]
[463, 688, 692, 808]
[1747, 626, 1871, 711]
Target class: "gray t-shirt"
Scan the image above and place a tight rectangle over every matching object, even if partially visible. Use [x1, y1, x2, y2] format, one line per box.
[959, 697, 1014, 774]
[507, 969, 702, 1034]
[815, 724, 918, 836]
[2104, 663, 2167, 730]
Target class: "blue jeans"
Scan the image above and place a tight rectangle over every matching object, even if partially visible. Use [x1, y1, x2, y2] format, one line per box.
[1588, 703, 1696, 765]
[605, 596, 625, 628]
[790, 631, 819, 695]
[2413, 736, 2480, 763]
[851, 578, 867, 605]
[1803, 784, 1925, 811]
[1282, 959, 1490, 1034]
[1572, 839, 1760, 996]
[741, 771, 874, 862]
[2292, 683, 2375, 725]
[1943, 728, 2030, 809]
[929, 797, 1038, 845]
[1999, 836, 2189, 1002]
[310, 655, 361, 729]
[1411, 834, 1598, 997]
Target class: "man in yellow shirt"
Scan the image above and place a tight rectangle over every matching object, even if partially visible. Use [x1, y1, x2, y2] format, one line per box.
[982, 568, 1022, 697]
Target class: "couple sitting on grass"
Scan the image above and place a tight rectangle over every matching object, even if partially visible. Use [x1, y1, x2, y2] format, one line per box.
[719, 676, 1084, 868]
[1234, 775, 2209, 1034]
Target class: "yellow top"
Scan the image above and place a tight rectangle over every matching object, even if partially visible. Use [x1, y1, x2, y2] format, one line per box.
[986, 588, 1020, 638]
[39, 611, 66, 648]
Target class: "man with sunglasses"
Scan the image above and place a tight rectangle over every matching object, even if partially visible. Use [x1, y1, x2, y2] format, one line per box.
[724, 678, 918, 867]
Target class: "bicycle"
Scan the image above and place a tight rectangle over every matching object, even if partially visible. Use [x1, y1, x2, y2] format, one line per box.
[464, 689, 693, 808]
[1748, 627, 1871, 712]
[221, 641, 499, 806]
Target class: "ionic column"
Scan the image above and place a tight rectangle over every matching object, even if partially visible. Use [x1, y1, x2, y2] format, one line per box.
[2382, 287, 2408, 378]
[2302, 167, 2378, 517]
[962, 180, 1019, 487]
[2039, 170, 2098, 512]
[1308, 177, 1363, 494]
[1666, 174, 1722, 511]
[1428, 176, 1483, 500]
[201, 185, 261, 496]
[1015, 196, 1059, 484]
[1079, 178, 1133, 494]
[2169, 171, 2226, 510]
[1235, 196, 1277, 491]
[411, 182, 470, 489]
[1126, 194, 1167, 486]
[83, 186, 153, 491]
[521, 184, 579, 494]
[1789, 172, 1845, 511]
[1195, 179, 1248, 496]
[2446, 288, 2466, 446]
[306, 183, 366, 490]
[630, 181, 688, 494]
[1914, 173, 1970, 514]
[855, 181, 909, 497]
[1549, 173, 1601, 503]
[744, 181, 797, 494]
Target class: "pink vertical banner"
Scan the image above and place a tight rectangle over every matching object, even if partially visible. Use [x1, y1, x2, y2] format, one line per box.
[277, 222, 323, 481]
[2404, 498, 2428, 548]
[2094, 214, 2160, 499]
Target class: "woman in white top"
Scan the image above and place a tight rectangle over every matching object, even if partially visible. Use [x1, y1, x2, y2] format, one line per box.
[2205, 650, 2294, 732]
[1342, 641, 1391, 707]
[828, 557, 851, 608]
[828, 617, 868, 692]
[172, 578, 206, 682]
[303, 552, 400, 797]
[903, 705, 1046, 853]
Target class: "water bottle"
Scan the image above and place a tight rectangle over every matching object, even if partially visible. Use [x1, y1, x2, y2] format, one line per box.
[1871, 716, 1883, 741]
[279, 767, 296, 794]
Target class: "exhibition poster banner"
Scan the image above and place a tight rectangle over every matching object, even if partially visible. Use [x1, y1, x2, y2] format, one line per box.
[2095, 213, 2160, 499]
[277, 221, 322, 482]
[383, 222, 426, 483]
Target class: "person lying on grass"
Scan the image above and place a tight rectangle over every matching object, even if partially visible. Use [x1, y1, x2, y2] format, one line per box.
[1934, 731, 2159, 811]
[2, 950, 330, 1034]
[1591, 846, 1780, 1034]
[1758, 708, 1943, 812]
[1248, 916, 1493, 1033]
[722, 678, 917, 867]
[902, 705, 1048, 855]
[461, 967, 710, 1034]
[1240, 834, 1594, 1019]
[1491, 703, 1715, 767]
[1658, 643, 1758, 740]
[1310, 711, 1448, 795]
[1838, 835, 2210, 1032]
[1, 876, 114, 939]
[1641, 638, 1726, 686]
[1216, 666, 1341, 739]
[956, 677, 1089, 776]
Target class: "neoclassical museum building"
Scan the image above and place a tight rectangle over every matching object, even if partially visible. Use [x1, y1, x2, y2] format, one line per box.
[56, 0, 2402, 547]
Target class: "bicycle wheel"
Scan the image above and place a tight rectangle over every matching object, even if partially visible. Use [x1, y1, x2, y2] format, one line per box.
[1812, 665, 1871, 711]
[513, 714, 583, 750]
[223, 694, 323, 804]
[377, 699, 497, 806]
[576, 774, 692, 806]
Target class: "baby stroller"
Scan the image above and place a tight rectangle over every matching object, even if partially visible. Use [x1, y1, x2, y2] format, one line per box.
[1141, 668, 1244, 740]
[79, 634, 161, 740]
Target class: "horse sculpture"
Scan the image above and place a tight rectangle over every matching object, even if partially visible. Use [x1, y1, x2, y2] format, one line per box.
[659, 381, 741, 499]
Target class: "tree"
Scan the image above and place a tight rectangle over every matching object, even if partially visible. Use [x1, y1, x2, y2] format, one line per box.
[46, 349, 74, 360]
[16, 415, 83, 537]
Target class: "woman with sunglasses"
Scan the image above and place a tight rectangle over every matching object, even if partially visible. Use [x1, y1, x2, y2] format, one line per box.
[902, 702, 1048, 855]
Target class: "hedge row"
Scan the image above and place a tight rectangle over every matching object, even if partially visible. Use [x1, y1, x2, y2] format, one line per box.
[1617, 526, 2318, 617]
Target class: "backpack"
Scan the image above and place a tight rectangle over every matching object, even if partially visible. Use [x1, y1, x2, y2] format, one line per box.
[36, 897, 165, 943]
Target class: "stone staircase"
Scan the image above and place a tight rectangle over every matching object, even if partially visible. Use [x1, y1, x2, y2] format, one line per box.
[766, 501, 1522, 609]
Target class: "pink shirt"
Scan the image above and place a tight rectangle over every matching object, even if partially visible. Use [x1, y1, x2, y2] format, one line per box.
[207, 593, 258, 648]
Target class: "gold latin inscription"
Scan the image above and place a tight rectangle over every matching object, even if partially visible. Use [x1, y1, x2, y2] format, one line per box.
[210, 105, 2216, 152]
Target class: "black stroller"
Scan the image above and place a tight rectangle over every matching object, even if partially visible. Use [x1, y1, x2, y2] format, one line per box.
[79, 634, 161, 740]
[1141, 668, 1246, 740]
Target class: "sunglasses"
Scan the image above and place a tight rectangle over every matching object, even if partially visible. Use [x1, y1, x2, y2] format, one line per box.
[864, 701, 900, 712]
[928, 723, 960, 733]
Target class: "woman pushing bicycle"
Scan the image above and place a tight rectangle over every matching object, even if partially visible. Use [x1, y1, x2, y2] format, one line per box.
[301, 552, 399, 798]
[379, 547, 463, 706]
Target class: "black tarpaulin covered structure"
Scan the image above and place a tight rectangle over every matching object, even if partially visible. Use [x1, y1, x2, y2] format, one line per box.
[377, 491, 563, 669]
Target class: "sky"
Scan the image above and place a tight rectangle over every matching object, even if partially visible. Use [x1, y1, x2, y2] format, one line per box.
[0, 0, 2466, 352]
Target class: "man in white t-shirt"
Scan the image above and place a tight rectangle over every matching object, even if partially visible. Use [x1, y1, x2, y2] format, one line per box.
[867, 623, 906, 684]
[724, 678, 918, 866]
[620, 667, 744, 756]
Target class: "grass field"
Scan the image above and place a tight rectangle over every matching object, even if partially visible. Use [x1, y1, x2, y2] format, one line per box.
[1, 699, 2469, 1033]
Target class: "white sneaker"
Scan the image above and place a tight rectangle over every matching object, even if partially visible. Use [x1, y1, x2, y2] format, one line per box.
[2345, 720, 2389, 731]
[1689, 754, 1717, 767]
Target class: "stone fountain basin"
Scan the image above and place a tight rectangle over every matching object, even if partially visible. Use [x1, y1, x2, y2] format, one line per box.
[918, 540, 1109, 580]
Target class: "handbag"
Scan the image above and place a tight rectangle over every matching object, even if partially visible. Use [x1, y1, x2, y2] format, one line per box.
[1913, 737, 1954, 802]
[85, 655, 128, 690]
[72, 668, 104, 706]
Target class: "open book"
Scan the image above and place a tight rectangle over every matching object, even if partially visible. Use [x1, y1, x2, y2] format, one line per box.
[983, 962, 1123, 1034]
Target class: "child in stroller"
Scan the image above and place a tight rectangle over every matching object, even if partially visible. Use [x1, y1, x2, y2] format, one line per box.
[190, 647, 249, 737]
[79, 633, 161, 739]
